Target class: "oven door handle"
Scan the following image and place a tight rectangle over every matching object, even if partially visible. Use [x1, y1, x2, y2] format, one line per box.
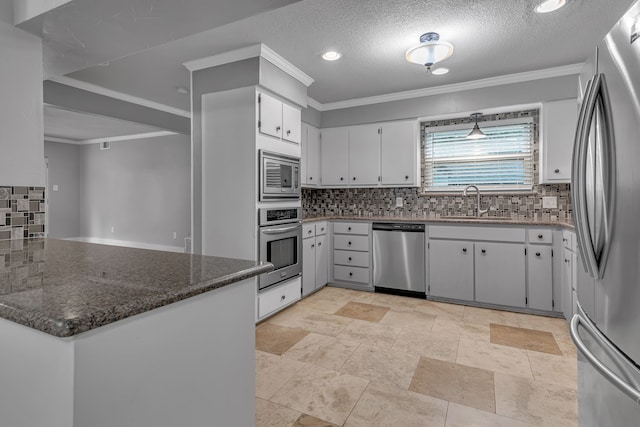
[261, 224, 302, 234]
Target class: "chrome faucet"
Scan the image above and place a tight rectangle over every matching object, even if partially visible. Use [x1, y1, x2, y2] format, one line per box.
[463, 185, 488, 218]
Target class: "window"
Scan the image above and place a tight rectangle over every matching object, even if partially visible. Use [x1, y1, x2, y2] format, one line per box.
[423, 117, 534, 192]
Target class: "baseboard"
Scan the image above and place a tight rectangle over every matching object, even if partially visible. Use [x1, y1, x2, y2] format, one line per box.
[61, 237, 185, 253]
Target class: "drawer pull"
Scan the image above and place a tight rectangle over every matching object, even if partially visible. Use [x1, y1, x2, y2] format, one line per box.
[554, 169, 560, 173]
[321, 227, 325, 232]
[309, 176, 313, 181]
[349, 272, 353, 277]
[311, 243, 315, 248]
[405, 175, 409, 180]
[538, 234, 543, 239]
[462, 248, 467, 253]
[340, 177, 344, 181]
[286, 129, 291, 136]
[308, 229, 313, 234]
[348, 241, 352, 246]
[348, 257, 352, 261]
[318, 242, 322, 247]
[353, 177, 357, 181]
[348, 227, 352, 231]
[276, 126, 281, 132]
[481, 249, 486, 254]
[281, 295, 286, 301]
[536, 252, 541, 257]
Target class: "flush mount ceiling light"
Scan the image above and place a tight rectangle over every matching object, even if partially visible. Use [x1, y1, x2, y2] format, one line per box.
[535, 0, 567, 13]
[405, 32, 454, 73]
[322, 51, 342, 61]
[466, 113, 487, 140]
[431, 67, 449, 76]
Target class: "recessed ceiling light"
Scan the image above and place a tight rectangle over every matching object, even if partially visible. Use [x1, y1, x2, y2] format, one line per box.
[431, 67, 450, 75]
[535, 0, 566, 13]
[322, 51, 342, 61]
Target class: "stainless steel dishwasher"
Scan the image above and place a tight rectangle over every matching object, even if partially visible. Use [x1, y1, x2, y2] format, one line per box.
[372, 223, 426, 298]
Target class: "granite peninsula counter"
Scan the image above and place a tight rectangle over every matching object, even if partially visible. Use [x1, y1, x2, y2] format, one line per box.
[0, 238, 271, 427]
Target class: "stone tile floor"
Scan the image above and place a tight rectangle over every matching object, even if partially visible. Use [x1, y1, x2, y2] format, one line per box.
[256, 286, 578, 427]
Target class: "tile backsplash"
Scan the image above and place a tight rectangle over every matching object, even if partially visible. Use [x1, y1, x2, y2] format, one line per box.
[0, 186, 46, 242]
[303, 108, 572, 221]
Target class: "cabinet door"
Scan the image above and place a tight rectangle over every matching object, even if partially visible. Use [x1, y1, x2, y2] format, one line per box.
[302, 238, 316, 296]
[315, 235, 328, 289]
[348, 124, 380, 185]
[475, 243, 526, 307]
[320, 127, 349, 186]
[528, 246, 553, 311]
[540, 99, 578, 183]
[428, 240, 474, 301]
[381, 121, 418, 186]
[561, 248, 573, 319]
[259, 93, 282, 139]
[301, 123, 309, 186]
[282, 103, 301, 143]
[306, 125, 321, 186]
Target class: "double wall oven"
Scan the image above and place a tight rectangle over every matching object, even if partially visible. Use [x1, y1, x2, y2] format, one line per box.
[258, 207, 302, 291]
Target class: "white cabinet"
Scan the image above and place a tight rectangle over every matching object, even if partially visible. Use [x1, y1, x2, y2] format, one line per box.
[332, 221, 371, 289]
[349, 124, 381, 185]
[258, 278, 301, 319]
[258, 92, 301, 143]
[540, 99, 578, 183]
[428, 240, 474, 301]
[528, 246, 553, 311]
[562, 247, 575, 319]
[475, 242, 527, 308]
[302, 221, 329, 297]
[320, 127, 349, 186]
[301, 123, 321, 187]
[381, 121, 418, 186]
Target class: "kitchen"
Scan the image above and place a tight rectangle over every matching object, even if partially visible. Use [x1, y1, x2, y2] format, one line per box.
[3, 0, 640, 426]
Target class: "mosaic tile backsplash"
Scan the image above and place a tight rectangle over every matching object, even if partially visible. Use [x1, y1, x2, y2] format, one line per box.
[0, 186, 46, 241]
[303, 108, 572, 221]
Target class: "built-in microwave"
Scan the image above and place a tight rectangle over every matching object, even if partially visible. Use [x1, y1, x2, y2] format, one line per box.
[259, 150, 301, 200]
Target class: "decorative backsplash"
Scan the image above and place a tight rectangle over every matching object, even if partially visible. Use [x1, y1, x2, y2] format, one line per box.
[303, 108, 573, 221]
[0, 186, 46, 242]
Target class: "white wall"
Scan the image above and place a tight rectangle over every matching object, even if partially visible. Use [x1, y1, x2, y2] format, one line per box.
[44, 141, 82, 238]
[0, 4, 44, 186]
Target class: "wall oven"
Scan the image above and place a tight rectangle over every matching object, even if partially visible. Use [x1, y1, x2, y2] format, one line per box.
[258, 207, 302, 291]
[259, 150, 301, 201]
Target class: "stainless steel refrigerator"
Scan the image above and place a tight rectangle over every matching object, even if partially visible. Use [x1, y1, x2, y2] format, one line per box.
[570, 0, 640, 425]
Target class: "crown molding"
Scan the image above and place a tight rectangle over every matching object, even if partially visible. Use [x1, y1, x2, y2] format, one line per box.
[44, 136, 81, 144]
[315, 63, 584, 111]
[183, 43, 314, 87]
[306, 97, 323, 111]
[47, 76, 192, 118]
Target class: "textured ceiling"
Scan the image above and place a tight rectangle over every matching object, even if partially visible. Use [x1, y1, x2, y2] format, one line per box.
[65, 0, 636, 110]
[44, 105, 166, 141]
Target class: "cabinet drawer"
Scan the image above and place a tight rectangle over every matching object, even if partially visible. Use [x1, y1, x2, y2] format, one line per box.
[562, 230, 575, 251]
[258, 279, 301, 318]
[334, 265, 370, 284]
[333, 222, 369, 235]
[303, 223, 316, 239]
[334, 235, 369, 251]
[529, 229, 552, 245]
[315, 221, 328, 236]
[429, 226, 525, 242]
[334, 249, 370, 267]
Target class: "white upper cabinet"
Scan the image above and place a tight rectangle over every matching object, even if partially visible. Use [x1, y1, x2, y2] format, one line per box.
[381, 121, 418, 186]
[282, 103, 301, 143]
[348, 124, 381, 186]
[540, 99, 578, 183]
[320, 127, 349, 186]
[301, 123, 321, 187]
[258, 92, 301, 144]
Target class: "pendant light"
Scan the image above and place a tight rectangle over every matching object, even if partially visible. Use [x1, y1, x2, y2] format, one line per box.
[466, 113, 487, 140]
[405, 32, 454, 73]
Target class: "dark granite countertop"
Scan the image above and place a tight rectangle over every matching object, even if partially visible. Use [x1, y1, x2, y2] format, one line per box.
[302, 215, 574, 229]
[0, 239, 273, 338]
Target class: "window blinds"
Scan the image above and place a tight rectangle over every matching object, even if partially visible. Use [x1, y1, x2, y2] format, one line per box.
[424, 118, 534, 191]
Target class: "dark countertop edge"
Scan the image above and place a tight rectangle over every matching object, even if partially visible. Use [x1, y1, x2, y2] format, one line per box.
[302, 215, 574, 229]
[0, 263, 273, 338]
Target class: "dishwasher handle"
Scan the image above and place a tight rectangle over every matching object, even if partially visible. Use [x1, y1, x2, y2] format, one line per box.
[372, 223, 425, 232]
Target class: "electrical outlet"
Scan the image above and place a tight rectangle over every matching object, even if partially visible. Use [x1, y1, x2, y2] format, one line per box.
[396, 197, 403, 208]
[52, 184, 59, 192]
[173, 232, 177, 239]
[110, 226, 115, 233]
[542, 196, 558, 209]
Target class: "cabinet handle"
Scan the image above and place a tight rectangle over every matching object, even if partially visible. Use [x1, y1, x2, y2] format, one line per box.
[349, 272, 353, 277]
[287, 130, 291, 136]
[353, 177, 356, 181]
[536, 252, 541, 257]
[348, 257, 352, 261]
[481, 249, 486, 254]
[538, 234, 543, 239]
[308, 229, 313, 234]
[311, 244, 315, 248]
[563, 238, 567, 242]
[276, 126, 281, 132]
[321, 227, 325, 232]
[318, 242, 322, 247]
[405, 175, 409, 180]
[348, 241, 352, 246]
[281, 295, 286, 301]
[340, 177, 344, 181]
[565, 259, 570, 263]
[310, 176, 313, 181]
[462, 248, 467, 253]
[348, 227, 352, 231]
[555, 169, 560, 173]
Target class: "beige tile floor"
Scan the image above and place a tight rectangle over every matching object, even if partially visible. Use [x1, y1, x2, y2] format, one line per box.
[256, 286, 578, 427]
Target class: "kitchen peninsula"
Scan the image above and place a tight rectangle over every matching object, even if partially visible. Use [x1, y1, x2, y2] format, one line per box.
[0, 238, 272, 427]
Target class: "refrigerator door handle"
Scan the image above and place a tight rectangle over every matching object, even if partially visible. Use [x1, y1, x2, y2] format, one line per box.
[570, 313, 640, 404]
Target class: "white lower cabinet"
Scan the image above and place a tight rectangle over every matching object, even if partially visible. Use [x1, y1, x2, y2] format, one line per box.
[527, 246, 553, 311]
[302, 221, 329, 297]
[475, 242, 526, 308]
[428, 240, 474, 301]
[258, 277, 301, 319]
[332, 221, 372, 290]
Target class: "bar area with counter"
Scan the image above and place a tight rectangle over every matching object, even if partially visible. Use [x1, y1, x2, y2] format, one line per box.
[0, 238, 272, 427]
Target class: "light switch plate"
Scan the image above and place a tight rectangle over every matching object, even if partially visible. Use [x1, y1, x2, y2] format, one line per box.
[52, 184, 59, 192]
[396, 197, 403, 208]
[542, 196, 558, 209]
